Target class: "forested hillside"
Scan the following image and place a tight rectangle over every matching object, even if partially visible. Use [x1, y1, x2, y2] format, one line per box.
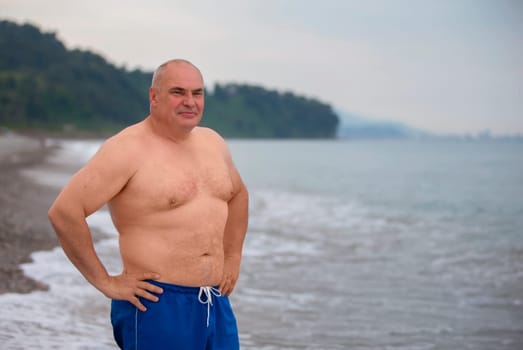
[204, 84, 338, 138]
[0, 20, 339, 138]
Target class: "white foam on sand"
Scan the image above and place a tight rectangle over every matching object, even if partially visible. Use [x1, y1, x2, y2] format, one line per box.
[0, 210, 120, 349]
[21, 139, 103, 188]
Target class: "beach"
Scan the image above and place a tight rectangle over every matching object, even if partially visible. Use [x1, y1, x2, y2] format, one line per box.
[1, 137, 522, 349]
[0, 133, 59, 294]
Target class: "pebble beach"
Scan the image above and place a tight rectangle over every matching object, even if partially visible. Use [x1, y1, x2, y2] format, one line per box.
[0, 132, 59, 294]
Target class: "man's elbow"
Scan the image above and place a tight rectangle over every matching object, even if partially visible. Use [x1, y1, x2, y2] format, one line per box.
[48, 199, 78, 234]
[48, 200, 64, 230]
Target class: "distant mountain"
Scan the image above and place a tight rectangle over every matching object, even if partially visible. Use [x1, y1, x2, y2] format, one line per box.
[335, 109, 432, 139]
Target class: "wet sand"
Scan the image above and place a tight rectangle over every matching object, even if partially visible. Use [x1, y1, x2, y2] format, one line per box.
[0, 133, 60, 294]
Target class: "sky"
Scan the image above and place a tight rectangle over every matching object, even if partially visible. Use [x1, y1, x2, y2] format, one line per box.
[1, 0, 522, 135]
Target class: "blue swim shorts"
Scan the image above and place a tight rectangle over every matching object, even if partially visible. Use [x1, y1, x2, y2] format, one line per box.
[110, 280, 239, 350]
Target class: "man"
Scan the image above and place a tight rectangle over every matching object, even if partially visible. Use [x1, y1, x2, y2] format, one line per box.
[48, 59, 249, 349]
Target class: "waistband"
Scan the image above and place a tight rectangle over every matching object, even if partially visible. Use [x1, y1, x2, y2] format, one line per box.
[148, 280, 222, 327]
[148, 280, 219, 295]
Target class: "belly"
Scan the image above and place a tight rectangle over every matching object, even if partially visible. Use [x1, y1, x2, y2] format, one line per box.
[118, 228, 225, 286]
[111, 199, 228, 286]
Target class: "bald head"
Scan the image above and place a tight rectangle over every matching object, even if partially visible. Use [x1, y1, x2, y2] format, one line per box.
[151, 59, 203, 91]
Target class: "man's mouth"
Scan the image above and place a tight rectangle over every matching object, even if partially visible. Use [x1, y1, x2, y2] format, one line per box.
[178, 110, 196, 117]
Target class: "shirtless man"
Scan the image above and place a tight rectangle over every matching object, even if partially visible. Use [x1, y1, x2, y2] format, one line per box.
[48, 59, 249, 349]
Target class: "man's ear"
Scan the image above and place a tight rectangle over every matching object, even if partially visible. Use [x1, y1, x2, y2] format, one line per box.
[149, 87, 158, 105]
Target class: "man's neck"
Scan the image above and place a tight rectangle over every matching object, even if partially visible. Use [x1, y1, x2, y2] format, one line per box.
[145, 115, 195, 143]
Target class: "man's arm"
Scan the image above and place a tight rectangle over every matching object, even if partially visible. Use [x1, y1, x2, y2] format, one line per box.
[48, 135, 162, 311]
[219, 152, 249, 296]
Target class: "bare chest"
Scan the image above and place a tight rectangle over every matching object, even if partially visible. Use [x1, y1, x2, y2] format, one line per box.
[116, 151, 234, 211]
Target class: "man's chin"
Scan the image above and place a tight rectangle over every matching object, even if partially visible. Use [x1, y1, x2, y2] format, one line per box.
[179, 118, 202, 129]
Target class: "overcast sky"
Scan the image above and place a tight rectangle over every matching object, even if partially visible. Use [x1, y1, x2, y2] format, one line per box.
[2, 0, 522, 135]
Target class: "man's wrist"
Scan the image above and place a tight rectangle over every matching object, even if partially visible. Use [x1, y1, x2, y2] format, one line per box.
[91, 273, 112, 296]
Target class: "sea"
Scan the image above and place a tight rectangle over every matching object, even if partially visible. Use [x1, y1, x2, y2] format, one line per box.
[1, 138, 522, 349]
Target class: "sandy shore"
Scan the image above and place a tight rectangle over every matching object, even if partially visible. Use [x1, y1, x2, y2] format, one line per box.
[0, 133, 60, 294]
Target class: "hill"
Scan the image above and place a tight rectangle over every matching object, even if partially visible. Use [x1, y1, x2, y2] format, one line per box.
[336, 109, 432, 139]
[204, 84, 338, 138]
[0, 20, 339, 138]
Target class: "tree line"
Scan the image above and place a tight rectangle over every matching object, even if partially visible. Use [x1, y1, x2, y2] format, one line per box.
[0, 20, 339, 138]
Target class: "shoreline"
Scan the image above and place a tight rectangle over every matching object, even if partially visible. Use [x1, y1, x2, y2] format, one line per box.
[0, 133, 61, 294]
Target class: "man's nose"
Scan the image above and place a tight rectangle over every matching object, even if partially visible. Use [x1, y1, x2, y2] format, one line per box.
[183, 94, 195, 107]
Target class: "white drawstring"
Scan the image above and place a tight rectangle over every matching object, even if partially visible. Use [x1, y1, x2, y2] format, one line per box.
[198, 287, 221, 327]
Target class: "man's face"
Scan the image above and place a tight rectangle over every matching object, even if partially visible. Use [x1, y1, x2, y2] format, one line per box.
[150, 62, 205, 129]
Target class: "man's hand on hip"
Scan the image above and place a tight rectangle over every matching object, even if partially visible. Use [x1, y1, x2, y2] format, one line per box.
[99, 272, 164, 312]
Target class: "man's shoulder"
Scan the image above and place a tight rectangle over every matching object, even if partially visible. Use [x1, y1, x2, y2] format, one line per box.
[98, 122, 148, 158]
[109, 122, 147, 143]
[194, 126, 227, 145]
